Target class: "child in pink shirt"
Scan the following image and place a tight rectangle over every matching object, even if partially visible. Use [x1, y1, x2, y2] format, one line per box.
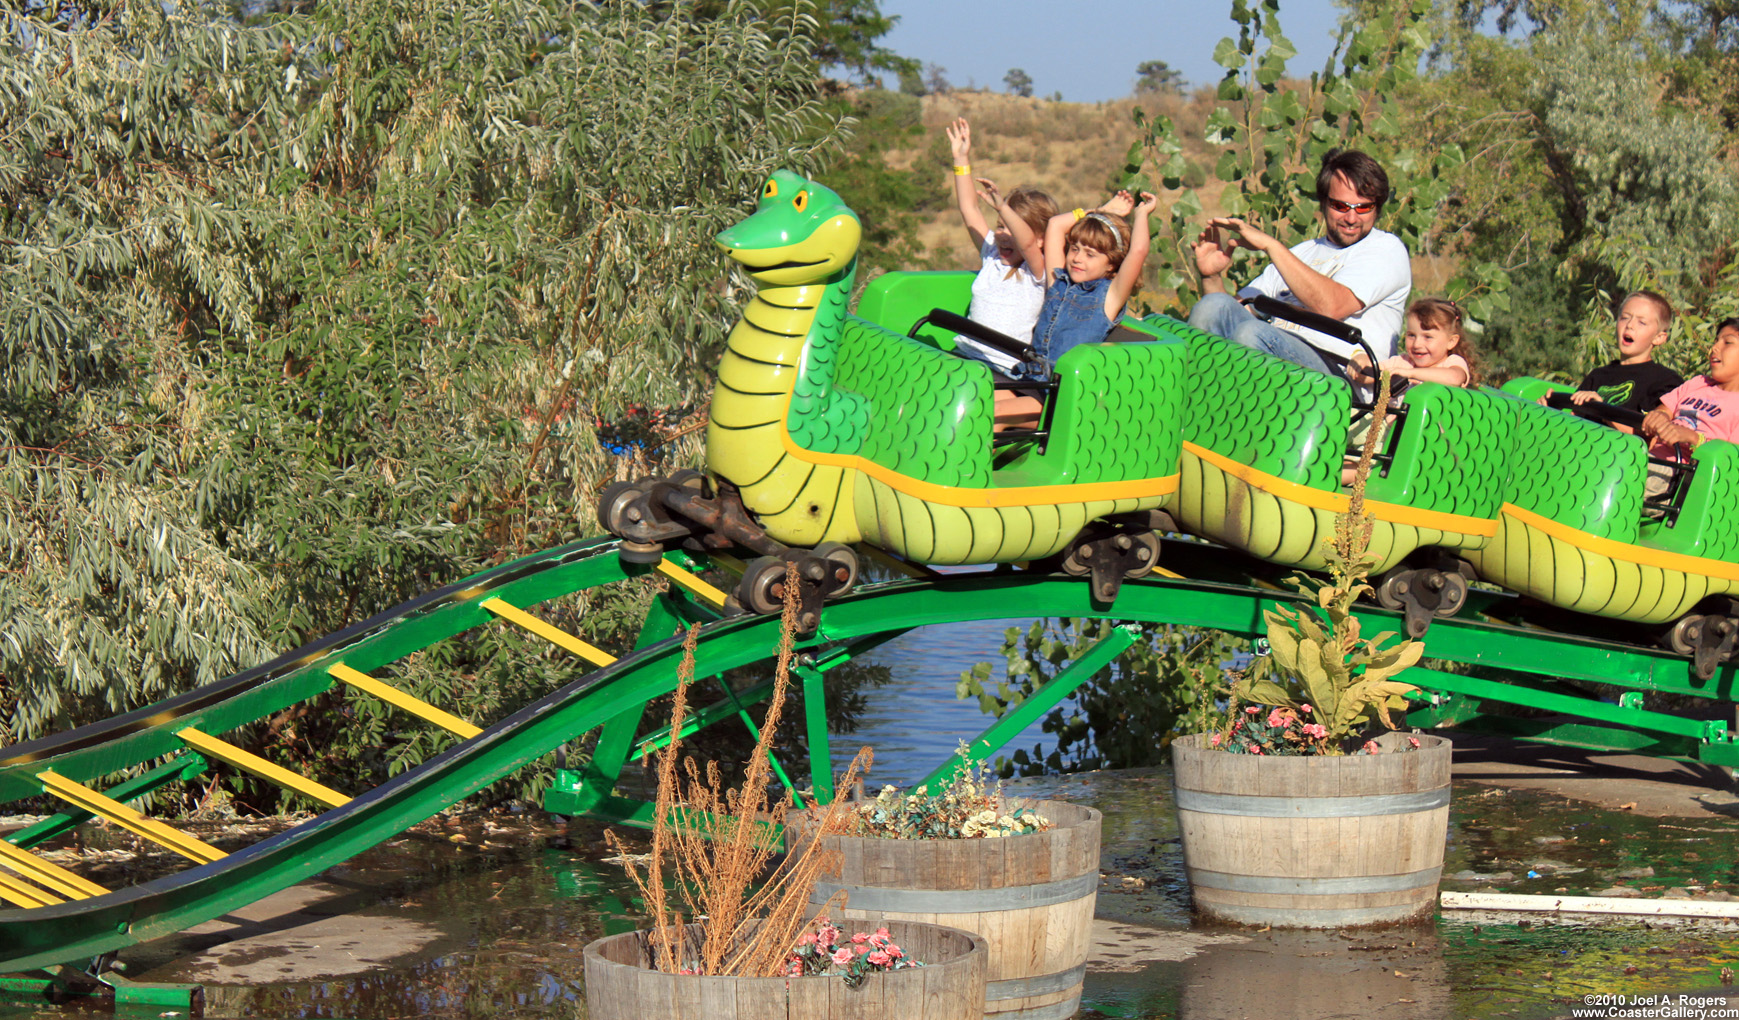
[1640, 318, 1739, 492]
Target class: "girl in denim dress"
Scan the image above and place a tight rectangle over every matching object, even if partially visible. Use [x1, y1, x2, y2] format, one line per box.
[996, 190, 1159, 428]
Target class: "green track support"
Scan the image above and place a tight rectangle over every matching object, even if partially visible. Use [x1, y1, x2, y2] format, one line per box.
[548, 590, 686, 817]
[919, 623, 1138, 792]
[801, 661, 833, 804]
[716, 675, 798, 801]
[1405, 667, 1728, 742]
[11, 532, 1739, 976]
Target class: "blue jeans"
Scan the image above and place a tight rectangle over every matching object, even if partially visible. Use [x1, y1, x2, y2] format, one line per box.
[1188, 293, 1347, 379]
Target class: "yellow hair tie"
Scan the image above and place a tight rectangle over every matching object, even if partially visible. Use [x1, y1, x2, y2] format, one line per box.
[953, 164, 971, 176]
[1073, 208, 1086, 221]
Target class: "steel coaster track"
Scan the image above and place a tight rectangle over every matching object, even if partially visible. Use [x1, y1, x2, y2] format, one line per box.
[0, 538, 1734, 973]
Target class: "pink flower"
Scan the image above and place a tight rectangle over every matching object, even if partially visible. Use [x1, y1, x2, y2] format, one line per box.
[1209, 732, 1222, 748]
[1245, 706, 1260, 715]
[855, 945, 869, 955]
[867, 950, 890, 966]
[1250, 746, 1263, 755]
[871, 927, 890, 947]
[786, 960, 802, 976]
[1267, 708, 1289, 728]
[818, 925, 840, 945]
[851, 932, 869, 944]
[1408, 736, 1421, 748]
[678, 967, 696, 975]
[1363, 740, 1381, 755]
[1300, 704, 1312, 714]
[797, 932, 816, 946]
[831, 947, 854, 966]
[1302, 723, 1327, 740]
[886, 944, 904, 959]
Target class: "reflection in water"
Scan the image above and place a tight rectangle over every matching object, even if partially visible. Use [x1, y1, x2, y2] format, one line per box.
[838, 615, 1044, 786]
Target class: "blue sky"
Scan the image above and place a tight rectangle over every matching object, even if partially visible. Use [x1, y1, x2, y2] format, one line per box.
[874, 0, 1349, 103]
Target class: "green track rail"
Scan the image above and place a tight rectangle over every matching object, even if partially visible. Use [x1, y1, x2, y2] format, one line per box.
[0, 536, 1735, 974]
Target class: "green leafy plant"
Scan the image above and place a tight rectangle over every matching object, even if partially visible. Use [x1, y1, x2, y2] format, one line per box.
[0, 0, 847, 809]
[1220, 372, 1424, 755]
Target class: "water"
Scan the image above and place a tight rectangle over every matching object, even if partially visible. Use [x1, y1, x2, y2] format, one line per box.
[832, 614, 1046, 786]
[44, 771, 1737, 1020]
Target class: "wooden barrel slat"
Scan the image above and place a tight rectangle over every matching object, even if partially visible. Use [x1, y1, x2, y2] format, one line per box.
[584, 920, 985, 1020]
[789, 798, 1098, 1020]
[1172, 732, 1451, 928]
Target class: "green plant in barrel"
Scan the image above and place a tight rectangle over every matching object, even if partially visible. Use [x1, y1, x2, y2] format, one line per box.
[1222, 373, 1424, 754]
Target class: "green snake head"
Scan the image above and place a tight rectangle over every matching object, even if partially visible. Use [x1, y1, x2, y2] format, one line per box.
[716, 170, 861, 286]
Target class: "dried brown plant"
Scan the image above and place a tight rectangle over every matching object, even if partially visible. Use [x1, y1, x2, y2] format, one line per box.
[607, 562, 871, 976]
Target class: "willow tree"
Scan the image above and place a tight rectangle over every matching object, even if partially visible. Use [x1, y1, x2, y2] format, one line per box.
[0, 0, 839, 800]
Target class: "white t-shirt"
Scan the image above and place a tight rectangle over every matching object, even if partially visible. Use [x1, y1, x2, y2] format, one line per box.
[963, 235, 1045, 372]
[1237, 229, 1410, 362]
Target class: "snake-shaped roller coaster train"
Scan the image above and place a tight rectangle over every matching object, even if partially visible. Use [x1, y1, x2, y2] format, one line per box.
[0, 171, 1736, 995]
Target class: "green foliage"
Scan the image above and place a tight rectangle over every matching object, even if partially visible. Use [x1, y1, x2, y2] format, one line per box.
[0, 0, 841, 805]
[823, 89, 943, 283]
[959, 621, 1244, 776]
[1135, 60, 1185, 94]
[1121, 0, 1511, 322]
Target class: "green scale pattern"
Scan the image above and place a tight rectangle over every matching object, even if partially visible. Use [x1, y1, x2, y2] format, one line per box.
[996, 339, 1188, 487]
[1505, 398, 1645, 543]
[1367, 384, 1518, 519]
[1648, 441, 1739, 564]
[788, 316, 994, 488]
[1172, 320, 1344, 492]
[785, 261, 858, 440]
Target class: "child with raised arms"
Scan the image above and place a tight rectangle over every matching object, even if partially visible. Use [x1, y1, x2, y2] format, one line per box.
[992, 189, 1159, 426]
[944, 118, 1056, 373]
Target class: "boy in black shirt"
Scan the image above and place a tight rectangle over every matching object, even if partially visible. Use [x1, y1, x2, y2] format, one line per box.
[1561, 291, 1683, 419]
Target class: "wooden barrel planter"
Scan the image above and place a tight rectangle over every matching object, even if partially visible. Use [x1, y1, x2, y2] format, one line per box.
[1171, 731, 1451, 928]
[789, 799, 1100, 1020]
[584, 919, 986, 1020]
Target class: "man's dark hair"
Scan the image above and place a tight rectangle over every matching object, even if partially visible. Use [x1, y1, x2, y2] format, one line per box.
[1315, 149, 1390, 212]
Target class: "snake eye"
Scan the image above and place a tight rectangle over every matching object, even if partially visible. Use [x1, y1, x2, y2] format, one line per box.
[793, 190, 808, 212]
[763, 179, 778, 199]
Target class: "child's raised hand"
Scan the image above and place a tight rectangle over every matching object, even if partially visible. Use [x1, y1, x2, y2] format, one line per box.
[1135, 191, 1159, 215]
[1100, 190, 1135, 217]
[974, 178, 1003, 209]
[946, 118, 972, 164]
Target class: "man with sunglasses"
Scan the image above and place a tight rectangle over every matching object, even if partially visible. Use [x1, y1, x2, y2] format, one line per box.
[1187, 148, 1410, 381]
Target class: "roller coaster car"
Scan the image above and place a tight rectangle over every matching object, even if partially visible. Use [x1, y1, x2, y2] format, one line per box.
[603, 171, 1188, 623]
[1167, 296, 1517, 637]
[1478, 380, 1739, 677]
